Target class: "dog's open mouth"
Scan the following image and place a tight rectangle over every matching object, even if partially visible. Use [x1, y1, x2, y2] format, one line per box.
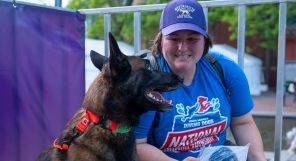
[145, 86, 176, 107]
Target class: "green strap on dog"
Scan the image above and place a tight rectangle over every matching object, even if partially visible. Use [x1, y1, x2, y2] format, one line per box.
[116, 126, 131, 134]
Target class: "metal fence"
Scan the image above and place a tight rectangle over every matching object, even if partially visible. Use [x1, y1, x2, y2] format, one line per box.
[79, 0, 295, 160]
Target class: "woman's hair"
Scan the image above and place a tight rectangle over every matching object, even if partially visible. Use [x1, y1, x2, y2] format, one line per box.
[150, 31, 213, 56]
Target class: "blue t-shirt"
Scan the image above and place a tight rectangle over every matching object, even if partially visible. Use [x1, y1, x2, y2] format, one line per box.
[135, 52, 254, 161]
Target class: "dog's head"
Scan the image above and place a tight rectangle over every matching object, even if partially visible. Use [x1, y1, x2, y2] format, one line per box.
[88, 33, 182, 124]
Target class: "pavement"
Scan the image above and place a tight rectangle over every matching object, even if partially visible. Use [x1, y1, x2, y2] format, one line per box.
[252, 91, 296, 117]
[264, 150, 296, 161]
[251, 91, 296, 161]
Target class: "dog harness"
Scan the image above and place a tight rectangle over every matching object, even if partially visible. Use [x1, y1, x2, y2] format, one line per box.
[53, 109, 131, 151]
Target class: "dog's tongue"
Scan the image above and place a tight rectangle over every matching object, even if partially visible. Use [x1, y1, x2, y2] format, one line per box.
[150, 91, 163, 100]
[149, 91, 172, 105]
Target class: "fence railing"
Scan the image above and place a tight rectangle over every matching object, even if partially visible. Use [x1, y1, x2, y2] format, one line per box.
[78, 0, 295, 160]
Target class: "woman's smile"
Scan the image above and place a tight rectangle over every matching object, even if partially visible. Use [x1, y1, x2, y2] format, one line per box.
[161, 30, 205, 83]
[175, 53, 191, 58]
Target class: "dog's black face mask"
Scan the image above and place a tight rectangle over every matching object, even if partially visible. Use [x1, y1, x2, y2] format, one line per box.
[90, 33, 182, 116]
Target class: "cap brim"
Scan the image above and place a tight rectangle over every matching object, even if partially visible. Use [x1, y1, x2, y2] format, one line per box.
[161, 23, 208, 38]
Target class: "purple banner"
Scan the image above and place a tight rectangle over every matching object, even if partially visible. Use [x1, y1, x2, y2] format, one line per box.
[0, 1, 85, 161]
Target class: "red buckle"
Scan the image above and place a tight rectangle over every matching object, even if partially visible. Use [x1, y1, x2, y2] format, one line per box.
[75, 110, 100, 132]
[86, 110, 99, 123]
[53, 139, 69, 151]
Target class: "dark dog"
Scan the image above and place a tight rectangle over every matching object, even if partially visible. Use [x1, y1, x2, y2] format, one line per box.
[36, 33, 182, 161]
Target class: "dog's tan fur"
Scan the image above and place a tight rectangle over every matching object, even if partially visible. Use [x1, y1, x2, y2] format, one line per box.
[36, 33, 182, 161]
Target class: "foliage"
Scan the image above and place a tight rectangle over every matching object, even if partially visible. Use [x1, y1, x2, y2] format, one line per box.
[140, 0, 169, 48]
[208, 2, 296, 51]
[67, 0, 135, 43]
[67, 0, 296, 51]
[67, 0, 166, 48]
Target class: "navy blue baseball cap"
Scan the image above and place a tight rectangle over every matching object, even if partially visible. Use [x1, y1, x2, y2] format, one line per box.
[160, 0, 208, 37]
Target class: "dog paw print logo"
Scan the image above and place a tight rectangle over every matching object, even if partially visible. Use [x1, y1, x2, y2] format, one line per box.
[212, 98, 220, 111]
[175, 5, 195, 19]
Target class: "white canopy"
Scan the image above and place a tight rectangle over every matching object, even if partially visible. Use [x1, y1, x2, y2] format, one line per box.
[210, 44, 267, 96]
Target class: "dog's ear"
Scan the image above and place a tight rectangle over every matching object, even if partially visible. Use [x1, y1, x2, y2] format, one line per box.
[90, 50, 108, 71]
[108, 32, 131, 79]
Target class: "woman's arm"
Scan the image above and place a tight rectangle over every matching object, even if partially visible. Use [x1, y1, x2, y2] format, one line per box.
[136, 139, 199, 161]
[230, 112, 266, 161]
[136, 139, 176, 161]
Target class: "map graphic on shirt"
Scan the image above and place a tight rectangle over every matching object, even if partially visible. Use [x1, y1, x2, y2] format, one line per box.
[160, 96, 227, 153]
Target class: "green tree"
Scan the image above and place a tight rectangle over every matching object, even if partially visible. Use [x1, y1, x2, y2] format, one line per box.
[139, 0, 169, 48]
[67, 0, 135, 43]
[67, 0, 296, 51]
[208, 2, 296, 83]
[208, 3, 296, 51]
[67, 0, 169, 48]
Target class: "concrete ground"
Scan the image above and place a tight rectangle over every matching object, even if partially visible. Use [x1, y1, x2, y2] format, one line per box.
[252, 91, 296, 161]
[264, 150, 296, 161]
[252, 91, 296, 116]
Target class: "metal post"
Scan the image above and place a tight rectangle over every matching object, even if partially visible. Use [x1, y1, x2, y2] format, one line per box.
[134, 12, 141, 55]
[274, 2, 287, 161]
[104, 14, 111, 57]
[237, 5, 246, 68]
[203, 7, 208, 32]
[55, 0, 62, 7]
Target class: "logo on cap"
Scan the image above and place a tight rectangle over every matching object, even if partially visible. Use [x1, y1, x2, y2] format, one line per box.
[175, 5, 195, 19]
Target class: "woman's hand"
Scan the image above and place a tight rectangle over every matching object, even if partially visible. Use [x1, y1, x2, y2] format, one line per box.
[183, 156, 200, 161]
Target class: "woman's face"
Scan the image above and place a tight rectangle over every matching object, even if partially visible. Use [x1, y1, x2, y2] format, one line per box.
[161, 30, 205, 75]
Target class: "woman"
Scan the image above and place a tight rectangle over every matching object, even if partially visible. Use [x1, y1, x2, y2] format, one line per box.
[135, 0, 266, 161]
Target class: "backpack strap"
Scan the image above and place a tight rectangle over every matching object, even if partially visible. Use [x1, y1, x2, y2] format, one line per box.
[204, 53, 227, 89]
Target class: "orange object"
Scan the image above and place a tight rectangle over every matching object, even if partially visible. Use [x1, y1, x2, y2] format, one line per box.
[75, 110, 99, 132]
[53, 139, 69, 151]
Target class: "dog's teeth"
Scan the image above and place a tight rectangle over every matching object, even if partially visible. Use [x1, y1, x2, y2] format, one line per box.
[147, 91, 165, 103]
[148, 93, 153, 97]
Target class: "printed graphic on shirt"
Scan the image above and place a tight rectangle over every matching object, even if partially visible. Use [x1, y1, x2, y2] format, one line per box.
[160, 96, 227, 153]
